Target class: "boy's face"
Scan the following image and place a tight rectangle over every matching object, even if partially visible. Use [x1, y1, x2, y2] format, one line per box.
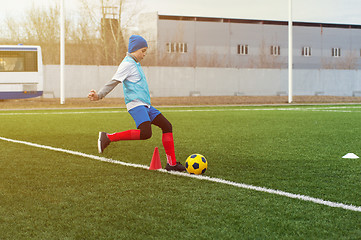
[131, 47, 148, 62]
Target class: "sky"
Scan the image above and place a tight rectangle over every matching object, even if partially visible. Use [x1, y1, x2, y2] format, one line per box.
[0, 0, 361, 26]
[143, 0, 361, 25]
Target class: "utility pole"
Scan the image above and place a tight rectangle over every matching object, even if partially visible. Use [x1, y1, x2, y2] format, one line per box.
[60, 0, 65, 104]
[288, 0, 293, 103]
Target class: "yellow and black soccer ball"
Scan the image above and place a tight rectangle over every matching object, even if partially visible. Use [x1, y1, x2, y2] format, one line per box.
[185, 154, 207, 175]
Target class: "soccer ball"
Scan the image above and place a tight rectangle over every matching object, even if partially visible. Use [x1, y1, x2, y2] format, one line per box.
[185, 154, 207, 175]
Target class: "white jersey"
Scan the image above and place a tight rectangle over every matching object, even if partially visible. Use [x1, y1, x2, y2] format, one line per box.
[97, 53, 150, 111]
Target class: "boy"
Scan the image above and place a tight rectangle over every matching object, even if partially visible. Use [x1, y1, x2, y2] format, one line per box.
[88, 35, 186, 172]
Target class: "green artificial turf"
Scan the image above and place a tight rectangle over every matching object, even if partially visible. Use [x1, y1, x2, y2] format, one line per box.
[0, 105, 360, 239]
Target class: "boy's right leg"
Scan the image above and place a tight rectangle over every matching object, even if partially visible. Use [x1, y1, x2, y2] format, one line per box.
[107, 129, 141, 141]
[107, 121, 152, 141]
[98, 122, 151, 153]
[98, 132, 111, 153]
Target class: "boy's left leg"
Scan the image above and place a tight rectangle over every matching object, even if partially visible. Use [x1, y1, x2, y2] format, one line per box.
[151, 113, 186, 172]
[151, 114, 175, 164]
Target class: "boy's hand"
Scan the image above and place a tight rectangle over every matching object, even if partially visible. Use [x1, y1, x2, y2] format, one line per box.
[88, 89, 99, 101]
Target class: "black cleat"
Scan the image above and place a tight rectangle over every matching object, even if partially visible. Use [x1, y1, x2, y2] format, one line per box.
[165, 162, 187, 172]
[98, 132, 111, 153]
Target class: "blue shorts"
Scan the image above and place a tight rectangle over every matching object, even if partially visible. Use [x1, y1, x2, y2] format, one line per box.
[128, 105, 161, 128]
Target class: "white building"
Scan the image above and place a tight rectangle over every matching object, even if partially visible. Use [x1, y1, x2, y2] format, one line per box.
[133, 12, 361, 69]
[42, 12, 361, 98]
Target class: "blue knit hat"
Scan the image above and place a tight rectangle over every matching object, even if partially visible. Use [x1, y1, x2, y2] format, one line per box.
[128, 35, 148, 53]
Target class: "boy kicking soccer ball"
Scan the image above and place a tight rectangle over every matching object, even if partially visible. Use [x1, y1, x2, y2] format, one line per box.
[88, 35, 186, 172]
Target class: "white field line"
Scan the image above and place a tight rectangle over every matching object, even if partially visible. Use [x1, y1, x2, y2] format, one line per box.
[0, 110, 127, 116]
[2, 106, 361, 116]
[0, 136, 360, 213]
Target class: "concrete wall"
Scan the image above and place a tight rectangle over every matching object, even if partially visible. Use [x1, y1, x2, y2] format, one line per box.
[43, 65, 361, 98]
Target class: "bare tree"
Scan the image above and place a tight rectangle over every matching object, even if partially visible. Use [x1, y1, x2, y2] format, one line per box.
[76, 0, 128, 65]
[4, 4, 65, 64]
[2, 0, 131, 65]
[4, 17, 22, 43]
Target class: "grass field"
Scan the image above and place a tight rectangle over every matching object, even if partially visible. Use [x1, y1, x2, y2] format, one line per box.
[0, 105, 360, 239]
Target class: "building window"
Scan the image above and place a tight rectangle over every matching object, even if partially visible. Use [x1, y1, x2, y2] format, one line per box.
[237, 44, 248, 55]
[166, 42, 187, 53]
[166, 42, 174, 53]
[179, 43, 188, 53]
[270, 45, 280, 56]
[302, 46, 312, 56]
[332, 48, 341, 57]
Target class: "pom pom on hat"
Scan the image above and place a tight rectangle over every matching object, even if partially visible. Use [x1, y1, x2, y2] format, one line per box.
[128, 35, 148, 53]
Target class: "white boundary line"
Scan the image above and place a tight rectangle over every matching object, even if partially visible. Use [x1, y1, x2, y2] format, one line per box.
[0, 136, 360, 213]
[2, 106, 361, 115]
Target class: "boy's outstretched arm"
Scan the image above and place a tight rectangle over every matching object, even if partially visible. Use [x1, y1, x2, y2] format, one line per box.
[88, 80, 121, 101]
[88, 89, 99, 101]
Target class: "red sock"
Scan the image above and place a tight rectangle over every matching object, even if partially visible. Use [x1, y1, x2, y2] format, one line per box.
[162, 132, 177, 166]
[107, 130, 140, 142]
